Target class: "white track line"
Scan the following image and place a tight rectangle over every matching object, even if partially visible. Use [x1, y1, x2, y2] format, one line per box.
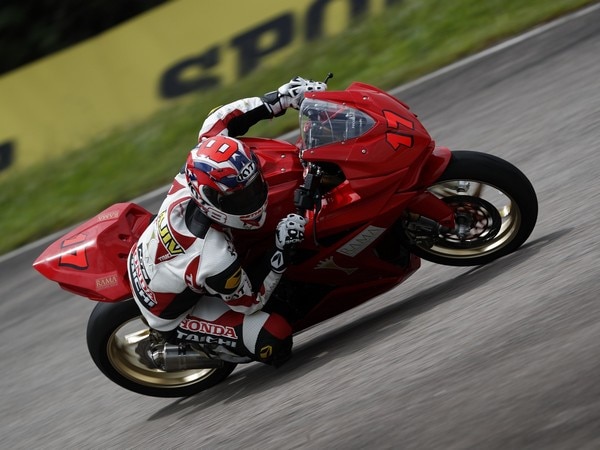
[4, 2, 598, 265]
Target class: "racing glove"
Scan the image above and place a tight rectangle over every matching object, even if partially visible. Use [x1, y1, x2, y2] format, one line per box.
[271, 214, 307, 273]
[262, 77, 328, 116]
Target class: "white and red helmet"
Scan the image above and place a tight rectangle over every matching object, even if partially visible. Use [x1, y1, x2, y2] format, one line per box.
[185, 136, 268, 230]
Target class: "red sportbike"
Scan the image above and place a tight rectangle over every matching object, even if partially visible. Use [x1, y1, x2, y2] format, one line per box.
[33, 81, 538, 397]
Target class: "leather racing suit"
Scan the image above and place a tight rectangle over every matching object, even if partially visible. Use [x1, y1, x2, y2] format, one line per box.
[127, 89, 308, 365]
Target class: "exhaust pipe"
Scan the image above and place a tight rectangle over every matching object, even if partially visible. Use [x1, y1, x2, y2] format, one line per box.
[152, 343, 224, 371]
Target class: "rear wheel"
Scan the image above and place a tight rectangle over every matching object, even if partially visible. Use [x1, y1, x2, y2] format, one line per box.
[404, 151, 538, 266]
[87, 300, 237, 397]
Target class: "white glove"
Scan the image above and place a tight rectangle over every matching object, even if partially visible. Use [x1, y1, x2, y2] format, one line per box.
[278, 77, 327, 109]
[275, 214, 307, 250]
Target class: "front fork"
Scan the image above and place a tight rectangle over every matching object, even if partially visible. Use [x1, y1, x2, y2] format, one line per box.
[400, 145, 456, 244]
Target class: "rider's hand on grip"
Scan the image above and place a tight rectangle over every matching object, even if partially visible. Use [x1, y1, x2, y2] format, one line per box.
[278, 77, 327, 110]
[275, 214, 306, 250]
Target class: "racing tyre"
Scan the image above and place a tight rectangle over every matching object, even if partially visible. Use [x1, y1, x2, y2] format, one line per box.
[406, 150, 538, 266]
[87, 300, 237, 398]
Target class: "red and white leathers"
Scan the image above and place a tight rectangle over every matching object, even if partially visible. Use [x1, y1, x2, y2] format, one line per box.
[128, 172, 292, 363]
[197, 76, 326, 139]
[198, 97, 276, 139]
[127, 84, 312, 365]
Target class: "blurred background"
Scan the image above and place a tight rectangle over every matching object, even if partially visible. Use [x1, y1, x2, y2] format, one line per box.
[0, 0, 168, 75]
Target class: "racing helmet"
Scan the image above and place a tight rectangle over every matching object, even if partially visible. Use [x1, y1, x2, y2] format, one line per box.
[185, 136, 268, 230]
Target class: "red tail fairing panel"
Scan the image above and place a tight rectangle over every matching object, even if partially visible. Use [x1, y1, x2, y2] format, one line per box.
[33, 203, 152, 301]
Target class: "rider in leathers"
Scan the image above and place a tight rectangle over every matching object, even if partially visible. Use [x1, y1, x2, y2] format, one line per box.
[128, 77, 327, 367]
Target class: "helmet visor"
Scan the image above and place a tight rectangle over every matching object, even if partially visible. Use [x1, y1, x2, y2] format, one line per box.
[202, 174, 268, 215]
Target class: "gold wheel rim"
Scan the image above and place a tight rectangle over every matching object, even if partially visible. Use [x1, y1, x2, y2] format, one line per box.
[425, 179, 522, 259]
[106, 317, 217, 388]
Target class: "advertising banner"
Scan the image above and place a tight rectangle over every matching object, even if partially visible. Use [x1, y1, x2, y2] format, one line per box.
[0, 0, 393, 177]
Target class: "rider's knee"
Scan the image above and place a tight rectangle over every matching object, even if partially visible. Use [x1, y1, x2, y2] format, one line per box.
[255, 313, 293, 366]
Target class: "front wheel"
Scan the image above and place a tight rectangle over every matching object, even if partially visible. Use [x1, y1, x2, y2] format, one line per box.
[405, 151, 538, 266]
[87, 300, 237, 398]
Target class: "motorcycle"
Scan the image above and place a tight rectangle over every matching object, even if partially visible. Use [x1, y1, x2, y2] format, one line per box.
[33, 80, 538, 397]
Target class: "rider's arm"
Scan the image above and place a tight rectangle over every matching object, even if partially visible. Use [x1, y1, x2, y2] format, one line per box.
[197, 97, 271, 139]
[198, 77, 327, 140]
[191, 228, 283, 315]
[189, 215, 306, 315]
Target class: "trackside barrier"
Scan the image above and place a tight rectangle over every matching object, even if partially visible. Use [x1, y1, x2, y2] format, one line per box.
[0, 0, 397, 177]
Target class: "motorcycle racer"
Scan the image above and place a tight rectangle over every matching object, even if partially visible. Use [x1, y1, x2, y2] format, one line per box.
[128, 77, 326, 367]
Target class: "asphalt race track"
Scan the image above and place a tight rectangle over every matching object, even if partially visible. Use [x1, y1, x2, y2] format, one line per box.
[2, 4, 600, 448]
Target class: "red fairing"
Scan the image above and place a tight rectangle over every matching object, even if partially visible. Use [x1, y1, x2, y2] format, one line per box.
[33, 203, 152, 301]
[295, 82, 453, 238]
[302, 82, 433, 179]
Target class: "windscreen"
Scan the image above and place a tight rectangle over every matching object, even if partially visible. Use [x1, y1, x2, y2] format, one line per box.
[300, 99, 375, 149]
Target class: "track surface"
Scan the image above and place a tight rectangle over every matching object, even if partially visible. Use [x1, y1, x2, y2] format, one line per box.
[2, 5, 600, 449]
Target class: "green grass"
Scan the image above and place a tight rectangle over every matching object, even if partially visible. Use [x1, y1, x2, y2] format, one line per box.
[1, 0, 595, 255]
